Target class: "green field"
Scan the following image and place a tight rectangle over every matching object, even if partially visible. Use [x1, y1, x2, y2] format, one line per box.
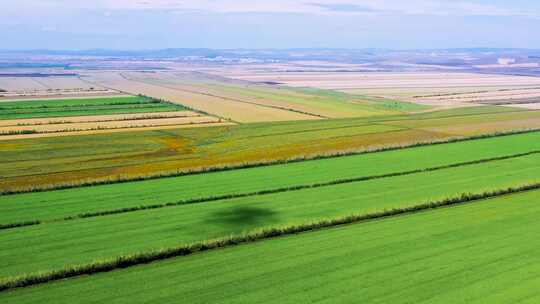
[3, 189, 537, 303]
[1, 141, 539, 278]
[2, 130, 540, 226]
[0, 96, 186, 120]
[1, 121, 540, 301]
[1, 105, 538, 192]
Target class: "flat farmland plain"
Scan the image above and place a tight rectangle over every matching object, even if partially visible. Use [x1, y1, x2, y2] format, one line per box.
[2, 130, 539, 226]
[1, 105, 539, 192]
[0, 76, 117, 100]
[0, 77, 50, 91]
[0, 111, 201, 127]
[124, 71, 427, 118]
[0, 96, 232, 139]
[0, 115, 224, 134]
[3, 189, 537, 303]
[85, 72, 320, 122]
[0, 133, 539, 279]
[225, 71, 540, 107]
[0, 76, 98, 92]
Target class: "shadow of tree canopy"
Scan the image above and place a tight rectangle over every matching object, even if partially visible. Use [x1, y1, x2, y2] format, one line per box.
[209, 205, 280, 232]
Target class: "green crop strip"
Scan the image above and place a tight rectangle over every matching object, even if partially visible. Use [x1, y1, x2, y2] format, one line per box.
[1, 149, 538, 230]
[1, 183, 538, 292]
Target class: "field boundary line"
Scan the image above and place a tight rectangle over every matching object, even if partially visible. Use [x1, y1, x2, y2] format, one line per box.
[2, 128, 540, 196]
[1, 183, 539, 292]
[2, 149, 539, 230]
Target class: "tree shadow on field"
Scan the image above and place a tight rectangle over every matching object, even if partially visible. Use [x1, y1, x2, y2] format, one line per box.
[208, 205, 280, 233]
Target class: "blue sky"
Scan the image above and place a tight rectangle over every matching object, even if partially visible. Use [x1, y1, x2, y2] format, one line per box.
[2, 0, 540, 50]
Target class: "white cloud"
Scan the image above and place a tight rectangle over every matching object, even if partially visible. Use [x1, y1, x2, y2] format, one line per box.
[96, 0, 536, 17]
[2, 0, 538, 17]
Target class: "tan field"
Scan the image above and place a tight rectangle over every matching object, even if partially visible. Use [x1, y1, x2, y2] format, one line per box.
[415, 88, 540, 104]
[226, 72, 540, 89]
[30, 77, 98, 90]
[0, 76, 117, 100]
[0, 77, 49, 91]
[0, 115, 221, 134]
[339, 86, 540, 98]
[0, 111, 202, 127]
[0, 76, 105, 92]
[123, 72, 376, 118]
[224, 71, 540, 108]
[506, 103, 540, 110]
[83, 72, 321, 122]
[0, 121, 234, 141]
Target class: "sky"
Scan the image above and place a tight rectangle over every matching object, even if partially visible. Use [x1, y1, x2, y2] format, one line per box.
[2, 0, 540, 50]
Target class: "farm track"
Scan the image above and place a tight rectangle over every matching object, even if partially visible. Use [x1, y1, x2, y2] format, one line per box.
[2, 128, 539, 195]
[1, 184, 539, 292]
[1, 148, 538, 230]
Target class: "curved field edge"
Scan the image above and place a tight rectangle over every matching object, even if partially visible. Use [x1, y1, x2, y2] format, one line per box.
[3, 188, 537, 303]
[1, 149, 539, 230]
[2, 128, 539, 196]
[0, 184, 538, 292]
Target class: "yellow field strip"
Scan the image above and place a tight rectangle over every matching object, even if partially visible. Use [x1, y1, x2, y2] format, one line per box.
[0, 111, 201, 127]
[84, 72, 321, 123]
[0, 115, 223, 134]
[0, 121, 235, 141]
